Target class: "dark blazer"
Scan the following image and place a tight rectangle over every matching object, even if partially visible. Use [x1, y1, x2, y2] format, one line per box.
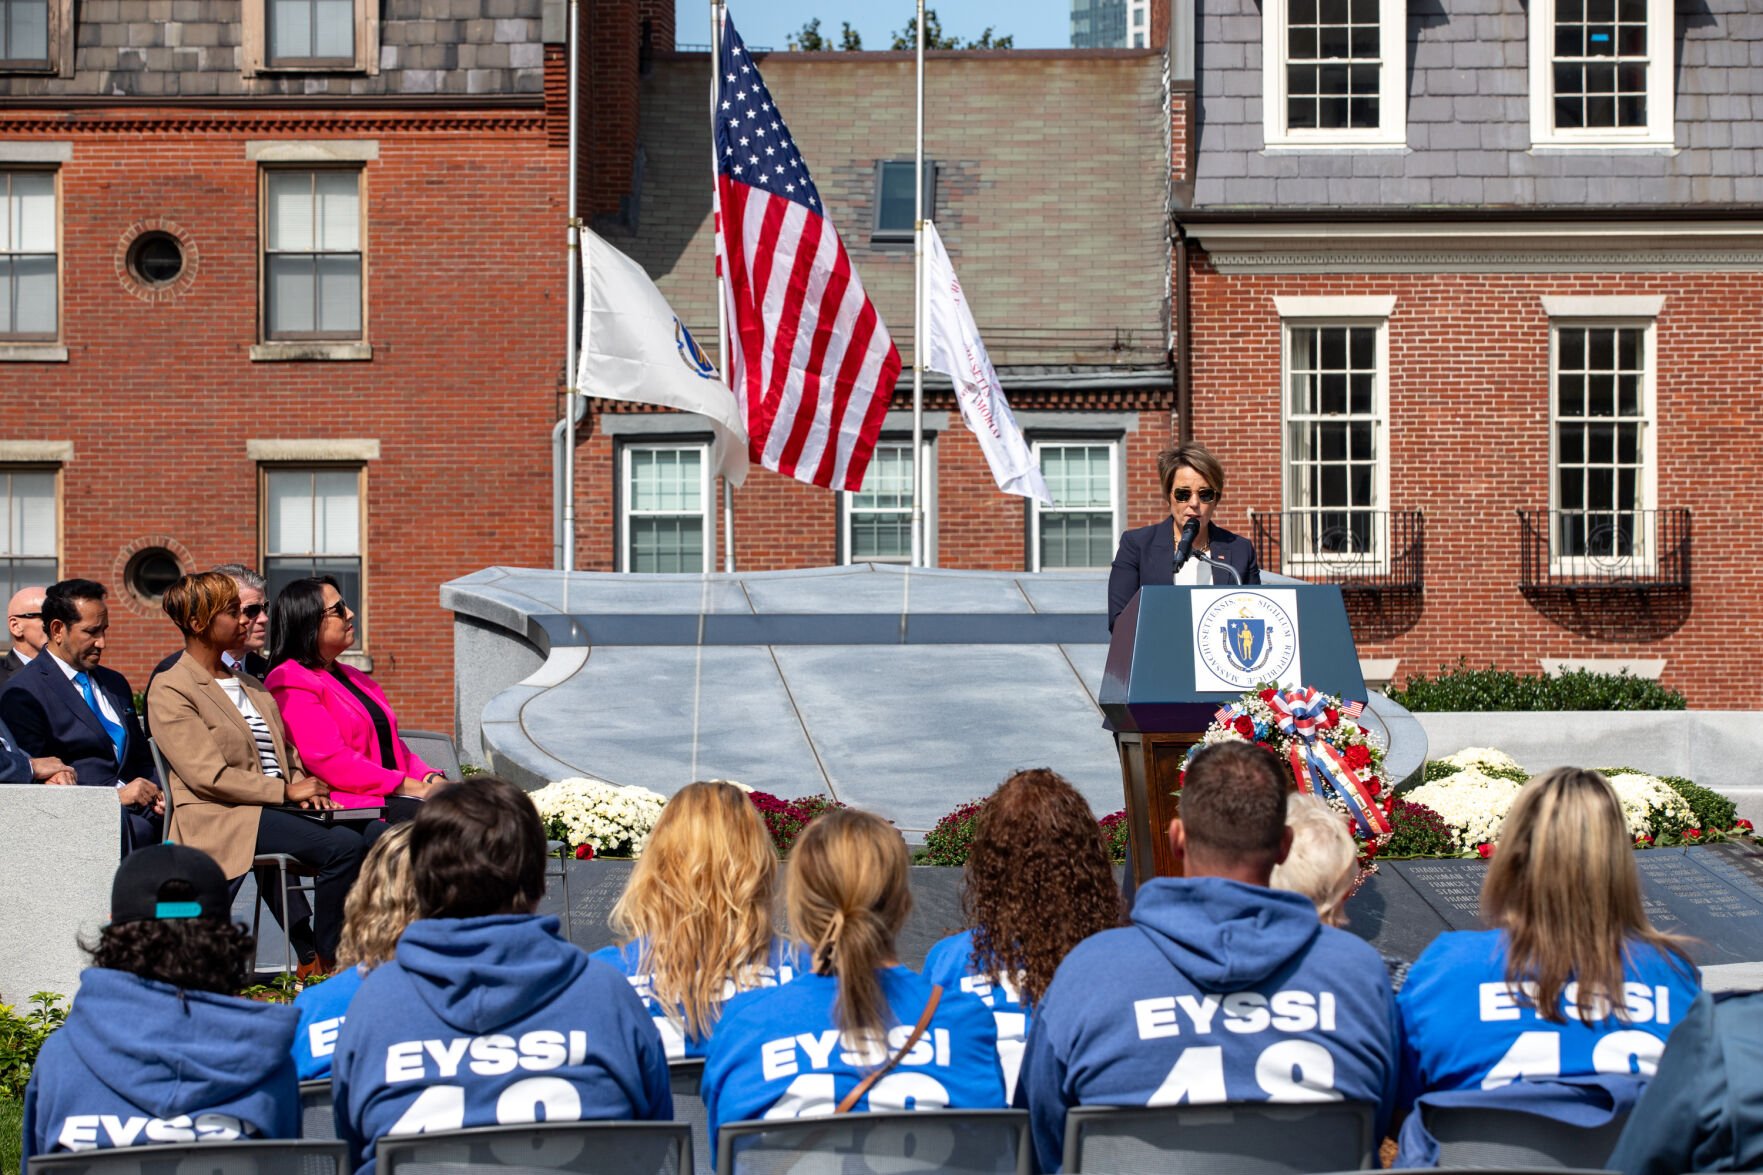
[0, 649, 28, 687]
[1107, 517, 1262, 631]
[0, 653, 158, 788]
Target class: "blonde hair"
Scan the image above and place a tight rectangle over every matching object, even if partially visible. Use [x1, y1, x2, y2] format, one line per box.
[336, 824, 418, 971]
[1482, 767, 1692, 1024]
[1271, 792, 1358, 927]
[609, 781, 779, 1042]
[787, 808, 911, 1054]
[160, 571, 241, 639]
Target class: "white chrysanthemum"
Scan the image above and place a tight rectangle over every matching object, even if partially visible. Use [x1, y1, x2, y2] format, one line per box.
[529, 777, 668, 857]
[1604, 771, 1695, 838]
[1407, 767, 1527, 852]
[1438, 746, 1525, 773]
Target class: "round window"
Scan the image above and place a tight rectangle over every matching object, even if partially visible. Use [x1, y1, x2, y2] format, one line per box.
[125, 547, 183, 603]
[127, 232, 184, 287]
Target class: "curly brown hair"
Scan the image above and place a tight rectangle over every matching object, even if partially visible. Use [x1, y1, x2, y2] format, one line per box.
[87, 919, 256, 995]
[963, 768, 1126, 1007]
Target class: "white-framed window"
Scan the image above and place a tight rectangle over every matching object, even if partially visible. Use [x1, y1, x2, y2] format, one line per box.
[1549, 318, 1656, 572]
[1031, 439, 1121, 571]
[1280, 315, 1390, 574]
[841, 438, 934, 564]
[1262, 0, 1407, 148]
[263, 168, 363, 341]
[622, 443, 712, 574]
[872, 160, 935, 243]
[0, 469, 57, 633]
[1529, 0, 1673, 148]
[1, 170, 56, 340]
[263, 466, 366, 642]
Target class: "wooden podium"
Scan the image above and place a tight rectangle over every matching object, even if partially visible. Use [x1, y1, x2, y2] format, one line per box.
[1100, 585, 1368, 887]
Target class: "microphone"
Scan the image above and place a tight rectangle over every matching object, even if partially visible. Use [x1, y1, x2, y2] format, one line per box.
[1173, 517, 1201, 573]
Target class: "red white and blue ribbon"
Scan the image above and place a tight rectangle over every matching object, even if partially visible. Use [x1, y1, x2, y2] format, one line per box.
[1266, 688, 1389, 838]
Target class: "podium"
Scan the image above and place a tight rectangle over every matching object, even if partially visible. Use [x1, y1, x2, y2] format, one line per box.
[1100, 585, 1366, 886]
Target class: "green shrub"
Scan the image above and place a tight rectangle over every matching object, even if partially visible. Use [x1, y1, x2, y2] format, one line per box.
[1600, 769, 1739, 832]
[921, 799, 988, 867]
[1390, 661, 1686, 712]
[0, 993, 66, 1101]
[1, 1093, 21, 1175]
[1423, 760, 1462, 782]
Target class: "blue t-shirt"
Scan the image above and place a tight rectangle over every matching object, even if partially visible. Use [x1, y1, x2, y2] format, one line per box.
[292, 965, 366, 1081]
[702, 966, 1006, 1155]
[921, 929, 1030, 1101]
[590, 935, 801, 1059]
[1397, 929, 1701, 1104]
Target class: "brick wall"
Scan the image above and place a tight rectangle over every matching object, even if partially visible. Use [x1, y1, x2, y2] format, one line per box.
[0, 107, 564, 731]
[1183, 251, 1763, 706]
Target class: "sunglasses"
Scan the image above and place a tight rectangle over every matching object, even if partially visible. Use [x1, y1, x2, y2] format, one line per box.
[322, 600, 351, 621]
[8, 611, 40, 620]
[242, 604, 267, 620]
[1172, 488, 1218, 504]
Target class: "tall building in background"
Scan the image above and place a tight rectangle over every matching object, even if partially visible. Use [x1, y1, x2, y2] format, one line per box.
[1070, 0, 1127, 48]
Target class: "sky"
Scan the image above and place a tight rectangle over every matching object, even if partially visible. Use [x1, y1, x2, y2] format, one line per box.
[673, 1, 1071, 52]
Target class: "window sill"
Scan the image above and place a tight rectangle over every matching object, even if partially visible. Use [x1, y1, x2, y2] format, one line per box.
[1528, 142, 1677, 154]
[251, 342, 372, 362]
[1262, 141, 1410, 154]
[0, 345, 68, 362]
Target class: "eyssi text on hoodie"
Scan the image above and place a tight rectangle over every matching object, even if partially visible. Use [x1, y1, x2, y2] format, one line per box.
[22, 968, 300, 1168]
[921, 929, 1031, 1101]
[702, 966, 1006, 1154]
[332, 914, 673, 1175]
[291, 964, 366, 1081]
[1017, 877, 1401, 1173]
[590, 935, 801, 1059]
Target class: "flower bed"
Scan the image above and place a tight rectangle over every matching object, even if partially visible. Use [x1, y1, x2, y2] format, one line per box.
[531, 777, 845, 859]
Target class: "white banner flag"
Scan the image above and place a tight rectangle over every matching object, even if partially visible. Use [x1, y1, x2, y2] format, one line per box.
[921, 221, 1051, 505]
[579, 230, 748, 485]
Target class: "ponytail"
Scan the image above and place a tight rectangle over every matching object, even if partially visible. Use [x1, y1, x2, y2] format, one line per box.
[787, 808, 912, 1057]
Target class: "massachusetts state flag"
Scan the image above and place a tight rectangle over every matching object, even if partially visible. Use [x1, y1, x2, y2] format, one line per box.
[712, 13, 902, 492]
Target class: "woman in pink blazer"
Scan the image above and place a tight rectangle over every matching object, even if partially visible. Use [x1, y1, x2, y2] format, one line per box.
[265, 576, 443, 825]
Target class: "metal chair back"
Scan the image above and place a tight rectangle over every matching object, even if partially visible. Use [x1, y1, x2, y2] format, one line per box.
[28, 1139, 347, 1175]
[1425, 1103, 1632, 1170]
[399, 729, 463, 781]
[299, 1079, 336, 1141]
[1062, 1100, 1378, 1175]
[668, 1058, 710, 1175]
[375, 1120, 691, 1175]
[718, 1109, 1031, 1175]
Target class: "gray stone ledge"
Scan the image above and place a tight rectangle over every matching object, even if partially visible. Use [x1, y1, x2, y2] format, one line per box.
[246, 139, 379, 161]
[0, 440, 73, 462]
[0, 141, 71, 162]
[249, 341, 373, 362]
[246, 438, 380, 461]
[0, 345, 69, 363]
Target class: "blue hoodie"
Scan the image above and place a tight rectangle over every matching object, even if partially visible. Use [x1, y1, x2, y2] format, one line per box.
[702, 966, 1005, 1157]
[292, 965, 366, 1080]
[921, 930, 1030, 1102]
[22, 968, 300, 1171]
[331, 914, 672, 1175]
[1017, 876, 1400, 1173]
[590, 935, 802, 1059]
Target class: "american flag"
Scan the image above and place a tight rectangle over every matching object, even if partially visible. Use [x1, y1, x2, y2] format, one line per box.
[713, 14, 902, 491]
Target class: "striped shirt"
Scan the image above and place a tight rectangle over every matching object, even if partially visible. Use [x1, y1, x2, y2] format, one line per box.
[216, 677, 281, 778]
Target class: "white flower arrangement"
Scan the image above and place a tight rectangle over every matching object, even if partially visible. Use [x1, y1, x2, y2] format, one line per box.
[1437, 746, 1525, 774]
[1407, 767, 1527, 853]
[1605, 771, 1696, 840]
[529, 777, 668, 858]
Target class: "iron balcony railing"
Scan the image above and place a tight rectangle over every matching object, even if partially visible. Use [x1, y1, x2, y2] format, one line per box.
[1517, 508, 1691, 591]
[1250, 509, 1425, 593]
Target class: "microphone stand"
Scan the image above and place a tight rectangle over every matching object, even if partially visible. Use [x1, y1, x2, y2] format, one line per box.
[1190, 548, 1243, 585]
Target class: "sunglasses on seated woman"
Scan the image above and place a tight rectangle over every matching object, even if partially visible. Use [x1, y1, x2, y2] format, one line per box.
[1172, 487, 1217, 503]
[321, 600, 350, 620]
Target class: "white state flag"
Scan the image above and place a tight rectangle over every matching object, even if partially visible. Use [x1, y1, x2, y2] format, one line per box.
[579, 229, 748, 485]
[921, 222, 1051, 505]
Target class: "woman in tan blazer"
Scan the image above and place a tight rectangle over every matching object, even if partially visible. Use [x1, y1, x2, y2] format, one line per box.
[147, 571, 363, 974]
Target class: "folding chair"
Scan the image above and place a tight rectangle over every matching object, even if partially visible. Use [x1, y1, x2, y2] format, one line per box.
[375, 1120, 691, 1175]
[1061, 1100, 1378, 1175]
[27, 1139, 347, 1175]
[668, 1058, 711, 1175]
[299, 1079, 337, 1141]
[1424, 1103, 1632, 1169]
[718, 1109, 1032, 1175]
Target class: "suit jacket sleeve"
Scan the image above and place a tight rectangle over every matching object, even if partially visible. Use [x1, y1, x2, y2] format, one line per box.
[0, 713, 34, 783]
[0, 680, 52, 760]
[1107, 529, 1143, 633]
[114, 679, 157, 785]
[147, 674, 285, 806]
[1241, 534, 1262, 584]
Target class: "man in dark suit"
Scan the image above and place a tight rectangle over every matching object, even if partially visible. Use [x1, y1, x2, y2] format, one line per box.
[143, 564, 270, 735]
[1107, 441, 1261, 631]
[0, 585, 48, 686]
[0, 578, 162, 853]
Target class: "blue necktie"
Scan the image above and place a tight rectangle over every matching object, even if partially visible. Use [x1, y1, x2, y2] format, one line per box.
[75, 671, 128, 764]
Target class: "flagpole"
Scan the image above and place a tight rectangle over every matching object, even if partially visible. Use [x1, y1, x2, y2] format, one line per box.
[713, 0, 737, 573]
[561, 0, 581, 572]
[910, 0, 927, 568]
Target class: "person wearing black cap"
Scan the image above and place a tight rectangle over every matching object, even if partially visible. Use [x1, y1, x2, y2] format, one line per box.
[20, 844, 301, 1167]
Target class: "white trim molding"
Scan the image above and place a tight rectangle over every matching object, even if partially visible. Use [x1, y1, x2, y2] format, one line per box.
[0, 143, 72, 163]
[1539, 295, 1665, 318]
[1261, 0, 1407, 149]
[0, 441, 73, 462]
[1540, 658, 1666, 680]
[246, 140, 380, 162]
[1528, 0, 1675, 150]
[1273, 295, 1397, 319]
[247, 439, 381, 462]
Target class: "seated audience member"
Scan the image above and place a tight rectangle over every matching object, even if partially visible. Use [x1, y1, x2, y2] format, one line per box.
[1395, 766, 1700, 1165]
[1, 585, 47, 684]
[146, 565, 272, 729]
[332, 777, 671, 1175]
[0, 578, 162, 852]
[922, 768, 1126, 1100]
[703, 809, 1005, 1151]
[1273, 792, 1414, 989]
[1017, 741, 1400, 1174]
[1607, 989, 1763, 1175]
[148, 571, 362, 978]
[267, 577, 442, 822]
[592, 780, 800, 1058]
[293, 823, 418, 1080]
[21, 844, 299, 1166]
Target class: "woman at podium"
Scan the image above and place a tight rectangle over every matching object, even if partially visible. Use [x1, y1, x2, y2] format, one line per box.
[1107, 441, 1260, 630]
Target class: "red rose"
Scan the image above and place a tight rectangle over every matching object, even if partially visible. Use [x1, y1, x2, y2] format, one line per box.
[574, 843, 594, 860]
[1737, 819, 1754, 833]
[1367, 775, 1382, 795]
[1686, 828, 1702, 839]
[1344, 745, 1372, 772]
[1259, 688, 1277, 704]
[1635, 834, 1653, 845]
[1178, 770, 1187, 789]
[1234, 715, 1256, 738]
[1476, 843, 1495, 859]
[1323, 707, 1340, 728]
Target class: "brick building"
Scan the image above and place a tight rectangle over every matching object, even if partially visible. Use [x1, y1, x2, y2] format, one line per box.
[0, 0, 588, 728]
[577, 45, 1176, 574]
[1164, 0, 1763, 705]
